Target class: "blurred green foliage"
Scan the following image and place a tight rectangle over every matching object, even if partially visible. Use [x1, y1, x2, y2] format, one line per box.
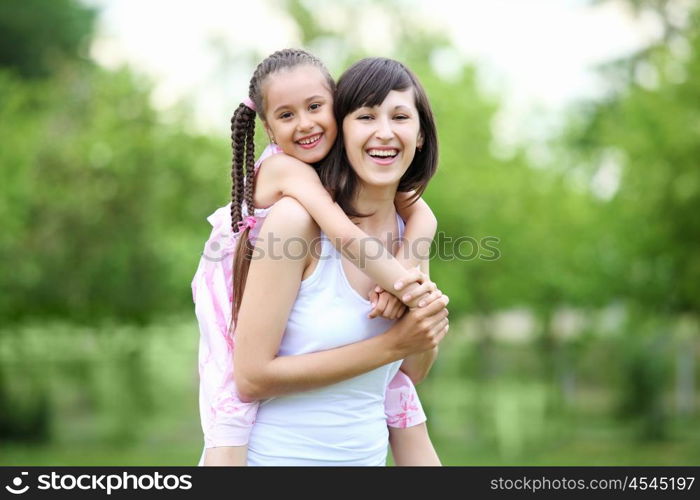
[1, 0, 699, 463]
[0, 0, 96, 78]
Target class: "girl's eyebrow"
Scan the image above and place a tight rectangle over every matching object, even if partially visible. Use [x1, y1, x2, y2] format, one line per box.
[272, 95, 327, 115]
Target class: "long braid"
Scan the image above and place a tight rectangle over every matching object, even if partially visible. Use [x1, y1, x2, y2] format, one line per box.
[230, 105, 251, 229]
[229, 48, 336, 328]
[230, 106, 246, 228]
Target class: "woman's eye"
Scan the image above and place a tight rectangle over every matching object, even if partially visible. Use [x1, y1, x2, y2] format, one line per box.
[357, 114, 373, 120]
[309, 103, 322, 111]
[394, 114, 409, 120]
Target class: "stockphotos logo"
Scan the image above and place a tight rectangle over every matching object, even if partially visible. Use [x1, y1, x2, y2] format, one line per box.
[3, 471, 193, 496]
[5, 472, 29, 494]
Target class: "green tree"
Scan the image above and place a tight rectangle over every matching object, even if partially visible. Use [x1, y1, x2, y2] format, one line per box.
[562, 0, 700, 438]
[0, 0, 96, 78]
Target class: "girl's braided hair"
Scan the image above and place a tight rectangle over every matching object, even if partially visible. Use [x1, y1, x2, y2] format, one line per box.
[230, 48, 335, 328]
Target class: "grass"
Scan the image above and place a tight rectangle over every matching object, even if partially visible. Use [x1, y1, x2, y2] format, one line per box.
[3, 416, 699, 466]
[1, 318, 699, 466]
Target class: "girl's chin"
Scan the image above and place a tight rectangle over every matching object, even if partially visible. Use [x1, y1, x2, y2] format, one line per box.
[298, 150, 327, 164]
[295, 144, 330, 163]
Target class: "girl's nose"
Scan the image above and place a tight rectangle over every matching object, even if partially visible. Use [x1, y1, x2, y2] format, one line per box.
[298, 112, 314, 131]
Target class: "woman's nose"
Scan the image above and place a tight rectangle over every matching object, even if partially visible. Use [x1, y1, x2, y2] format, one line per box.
[374, 116, 394, 141]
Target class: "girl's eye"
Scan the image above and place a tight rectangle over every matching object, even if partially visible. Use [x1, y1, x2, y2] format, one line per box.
[357, 114, 373, 120]
[279, 112, 293, 120]
[309, 103, 322, 111]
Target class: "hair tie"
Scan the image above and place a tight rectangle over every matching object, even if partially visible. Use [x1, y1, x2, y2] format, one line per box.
[236, 215, 257, 233]
[242, 97, 256, 112]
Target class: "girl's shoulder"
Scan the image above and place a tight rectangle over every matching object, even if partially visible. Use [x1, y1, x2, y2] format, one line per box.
[254, 143, 284, 174]
[264, 197, 320, 241]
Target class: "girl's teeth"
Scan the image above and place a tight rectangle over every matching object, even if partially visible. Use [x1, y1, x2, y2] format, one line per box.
[299, 135, 320, 145]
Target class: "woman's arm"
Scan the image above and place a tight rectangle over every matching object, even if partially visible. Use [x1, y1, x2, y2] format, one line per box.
[256, 154, 429, 306]
[233, 197, 449, 402]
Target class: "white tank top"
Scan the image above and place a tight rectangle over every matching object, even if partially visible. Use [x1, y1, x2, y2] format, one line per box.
[247, 213, 405, 466]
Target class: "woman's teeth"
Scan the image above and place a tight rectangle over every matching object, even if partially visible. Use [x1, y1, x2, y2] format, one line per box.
[368, 149, 398, 158]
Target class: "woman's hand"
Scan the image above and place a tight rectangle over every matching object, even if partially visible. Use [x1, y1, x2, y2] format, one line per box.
[385, 294, 450, 358]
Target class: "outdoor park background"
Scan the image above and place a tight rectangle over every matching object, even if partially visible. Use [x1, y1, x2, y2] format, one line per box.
[1, 0, 699, 465]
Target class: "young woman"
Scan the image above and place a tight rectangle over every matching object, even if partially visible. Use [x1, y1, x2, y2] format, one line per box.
[233, 57, 448, 465]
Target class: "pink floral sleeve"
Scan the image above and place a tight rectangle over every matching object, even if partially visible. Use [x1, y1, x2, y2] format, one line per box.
[384, 370, 427, 428]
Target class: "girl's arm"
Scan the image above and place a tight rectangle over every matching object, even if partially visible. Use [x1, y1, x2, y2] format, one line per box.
[256, 154, 430, 306]
[399, 252, 441, 385]
[389, 424, 441, 466]
[394, 191, 437, 270]
[368, 193, 438, 318]
[233, 197, 449, 402]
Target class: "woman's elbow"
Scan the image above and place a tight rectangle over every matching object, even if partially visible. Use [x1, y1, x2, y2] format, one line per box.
[234, 365, 266, 402]
[235, 379, 259, 403]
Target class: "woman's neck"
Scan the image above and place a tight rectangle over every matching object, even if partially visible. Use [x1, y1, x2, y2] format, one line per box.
[352, 184, 398, 234]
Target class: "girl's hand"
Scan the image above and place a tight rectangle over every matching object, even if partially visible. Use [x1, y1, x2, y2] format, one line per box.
[401, 279, 441, 309]
[368, 287, 407, 320]
[386, 295, 450, 357]
[393, 268, 440, 309]
[393, 268, 431, 308]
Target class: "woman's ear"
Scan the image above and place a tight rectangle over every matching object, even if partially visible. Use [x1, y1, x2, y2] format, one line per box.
[417, 130, 424, 151]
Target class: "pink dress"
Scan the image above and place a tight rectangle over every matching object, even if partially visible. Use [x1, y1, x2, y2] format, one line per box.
[192, 144, 426, 449]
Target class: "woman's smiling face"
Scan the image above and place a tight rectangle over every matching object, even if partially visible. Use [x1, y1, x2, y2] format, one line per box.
[342, 88, 424, 190]
[261, 65, 337, 164]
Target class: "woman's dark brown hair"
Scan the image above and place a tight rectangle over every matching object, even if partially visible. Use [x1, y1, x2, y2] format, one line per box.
[229, 49, 334, 329]
[318, 57, 439, 218]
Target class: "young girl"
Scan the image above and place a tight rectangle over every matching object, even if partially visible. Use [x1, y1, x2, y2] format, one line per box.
[192, 49, 446, 466]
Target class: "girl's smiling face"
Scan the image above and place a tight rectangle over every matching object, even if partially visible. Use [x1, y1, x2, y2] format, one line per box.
[342, 88, 424, 190]
[261, 65, 337, 164]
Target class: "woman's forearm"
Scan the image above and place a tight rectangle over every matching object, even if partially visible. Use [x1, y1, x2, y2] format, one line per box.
[237, 327, 402, 401]
[237, 294, 448, 402]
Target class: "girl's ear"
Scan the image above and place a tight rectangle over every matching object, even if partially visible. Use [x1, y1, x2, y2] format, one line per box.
[263, 122, 276, 144]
